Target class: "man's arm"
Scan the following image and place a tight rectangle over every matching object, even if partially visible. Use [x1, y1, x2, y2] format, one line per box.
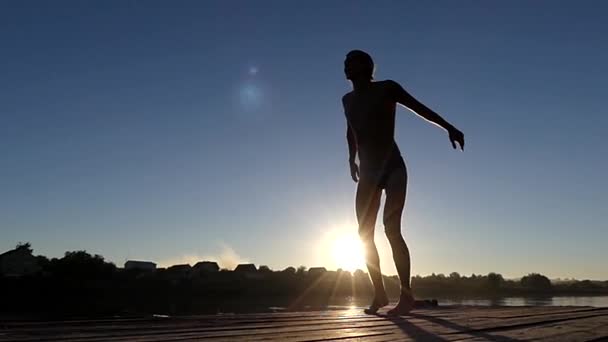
[388, 80, 465, 150]
[343, 95, 359, 182]
[346, 124, 357, 163]
[346, 124, 359, 182]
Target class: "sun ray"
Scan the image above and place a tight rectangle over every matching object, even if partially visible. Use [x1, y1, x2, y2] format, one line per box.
[287, 272, 331, 311]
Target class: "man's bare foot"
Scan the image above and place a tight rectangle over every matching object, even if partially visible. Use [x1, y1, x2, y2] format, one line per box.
[387, 289, 415, 316]
[363, 293, 389, 315]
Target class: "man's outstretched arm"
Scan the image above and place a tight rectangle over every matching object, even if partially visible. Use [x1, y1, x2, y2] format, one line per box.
[389, 80, 465, 150]
[346, 124, 359, 182]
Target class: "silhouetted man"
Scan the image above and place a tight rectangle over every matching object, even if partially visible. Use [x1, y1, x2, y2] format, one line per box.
[342, 50, 464, 315]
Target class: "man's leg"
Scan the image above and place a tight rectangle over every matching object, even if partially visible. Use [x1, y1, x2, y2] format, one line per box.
[383, 167, 410, 288]
[355, 179, 385, 312]
[383, 167, 415, 315]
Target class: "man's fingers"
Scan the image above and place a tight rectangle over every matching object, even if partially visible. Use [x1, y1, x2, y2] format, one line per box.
[449, 130, 464, 151]
[350, 163, 359, 182]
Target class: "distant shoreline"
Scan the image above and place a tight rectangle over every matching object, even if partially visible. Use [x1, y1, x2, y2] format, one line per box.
[2, 245, 607, 318]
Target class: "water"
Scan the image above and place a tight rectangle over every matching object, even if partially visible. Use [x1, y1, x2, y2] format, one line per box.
[437, 296, 608, 307]
[265, 296, 608, 312]
[157, 295, 608, 315]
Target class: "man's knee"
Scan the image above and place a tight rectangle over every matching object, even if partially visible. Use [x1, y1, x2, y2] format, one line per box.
[383, 214, 400, 235]
[358, 226, 374, 242]
[384, 223, 403, 241]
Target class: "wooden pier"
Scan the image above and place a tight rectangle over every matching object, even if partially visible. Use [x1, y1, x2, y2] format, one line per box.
[2, 306, 608, 341]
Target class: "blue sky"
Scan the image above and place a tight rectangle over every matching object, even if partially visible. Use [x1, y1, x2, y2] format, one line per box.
[1, 1, 607, 279]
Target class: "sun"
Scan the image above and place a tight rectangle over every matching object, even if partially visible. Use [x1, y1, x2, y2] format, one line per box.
[331, 234, 365, 272]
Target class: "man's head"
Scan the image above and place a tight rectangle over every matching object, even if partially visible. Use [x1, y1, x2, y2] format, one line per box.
[344, 50, 374, 81]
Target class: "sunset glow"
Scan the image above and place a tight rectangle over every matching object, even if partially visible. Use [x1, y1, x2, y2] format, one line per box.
[330, 233, 365, 272]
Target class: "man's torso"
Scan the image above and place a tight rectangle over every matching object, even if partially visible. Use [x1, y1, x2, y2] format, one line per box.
[343, 80, 402, 169]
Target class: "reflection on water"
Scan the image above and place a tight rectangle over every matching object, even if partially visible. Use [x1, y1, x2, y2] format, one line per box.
[192, 295, 608, 314]
[264, 296, 608, 313]
[372, 296, 608, 308]
[437, 296, 608, 307]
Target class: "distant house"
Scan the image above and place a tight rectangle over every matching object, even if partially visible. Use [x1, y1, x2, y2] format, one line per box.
[0, 244, 41, 277]
[192, 261, 220, 275]
[234, 263, 257, 273]
[234, 263, 261, 279]
[166, 264, 191, 279]
[124, 260, 157, 272]
[308, 267, 327, 277]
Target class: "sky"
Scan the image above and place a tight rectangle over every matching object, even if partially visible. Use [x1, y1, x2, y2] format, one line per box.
[1, 1, 607, 280]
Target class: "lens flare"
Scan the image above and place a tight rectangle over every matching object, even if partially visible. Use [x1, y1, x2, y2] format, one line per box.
[240, 82, 262, 108]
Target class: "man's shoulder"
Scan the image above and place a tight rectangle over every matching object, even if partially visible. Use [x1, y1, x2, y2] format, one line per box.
[374, 79, 400, 89]
[375, 80, 405, 100]
[342, 91, 354, 105]
[342, 91, 354, 101]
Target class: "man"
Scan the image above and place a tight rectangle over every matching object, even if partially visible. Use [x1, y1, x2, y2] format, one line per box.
[342, 50, 464, 315]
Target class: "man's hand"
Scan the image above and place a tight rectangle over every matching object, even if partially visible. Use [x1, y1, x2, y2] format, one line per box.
[448, 126, 465, 151]
[349, 161, 359, 182]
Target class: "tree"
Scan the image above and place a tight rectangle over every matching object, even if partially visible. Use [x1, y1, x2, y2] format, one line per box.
[521, 273, 552, 291]
[282, 266, 296, 275]
[353, 269, 367, 279]
[50, 251, 116, 279]
[36, 255, 50, 270]
[486, 272, 504, 291]
[16, 242, 33, 254]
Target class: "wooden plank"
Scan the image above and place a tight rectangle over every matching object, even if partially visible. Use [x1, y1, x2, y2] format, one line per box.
[2, 307, 608, 342]
[445, 315, 608, 341]
[197, 307, 608, 341]
[2, 306, 594, 333]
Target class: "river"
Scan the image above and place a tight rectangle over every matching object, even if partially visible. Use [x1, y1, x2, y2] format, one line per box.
[271, 295, 608, 312]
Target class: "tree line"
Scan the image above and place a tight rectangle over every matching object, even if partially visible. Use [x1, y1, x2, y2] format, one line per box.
[1, 246, 607, 318]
